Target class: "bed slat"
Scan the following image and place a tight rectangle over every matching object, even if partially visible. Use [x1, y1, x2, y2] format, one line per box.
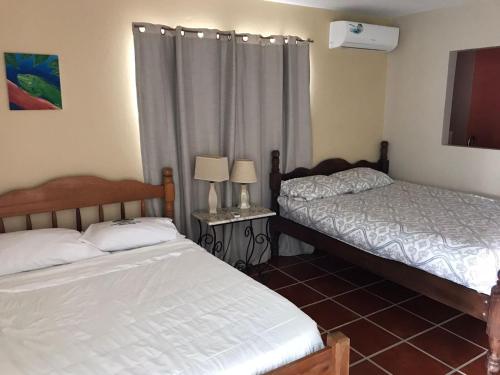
[76, 208, 82, 232]
[51, 211, 58, 228]
[0, 218, 4, 233]
[120, 202, 126, 220]
[140, 200, 145, 217]
[98, 205, 104, 222]
[26, 215, 32, 230]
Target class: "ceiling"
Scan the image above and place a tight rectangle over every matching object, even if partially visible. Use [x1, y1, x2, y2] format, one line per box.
[267, 0, 476, 17]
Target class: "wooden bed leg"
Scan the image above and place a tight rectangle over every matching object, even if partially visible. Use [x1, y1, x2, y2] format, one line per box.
[270, 222, 280, 258]
[487, 272, 500, 374]
[327, 332, 350, 375]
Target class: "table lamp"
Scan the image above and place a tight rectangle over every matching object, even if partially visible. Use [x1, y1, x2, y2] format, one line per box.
[230, 160, 257, 210]
[194, 156, 229, 214]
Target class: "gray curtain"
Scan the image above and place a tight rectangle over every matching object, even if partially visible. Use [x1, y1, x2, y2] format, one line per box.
[133, 23, 312, 260]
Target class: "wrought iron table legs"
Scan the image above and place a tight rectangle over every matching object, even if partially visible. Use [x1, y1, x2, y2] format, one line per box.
[196, 219, 271, 272]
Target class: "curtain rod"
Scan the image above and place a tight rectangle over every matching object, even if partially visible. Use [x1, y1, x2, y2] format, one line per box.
[133, 23, 314, 43]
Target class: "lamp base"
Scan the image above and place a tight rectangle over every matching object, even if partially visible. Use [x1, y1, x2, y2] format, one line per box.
[208, 182, 218, 214]
[238, 184, 250, 210]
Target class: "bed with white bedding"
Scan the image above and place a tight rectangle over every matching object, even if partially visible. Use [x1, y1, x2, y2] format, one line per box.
[0, 238, 323, 375]
[278, 180, 500, 295]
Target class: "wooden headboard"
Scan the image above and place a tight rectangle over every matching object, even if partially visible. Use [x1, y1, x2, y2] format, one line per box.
[270, 141, 389, 213]
[0, 167, 175, 233]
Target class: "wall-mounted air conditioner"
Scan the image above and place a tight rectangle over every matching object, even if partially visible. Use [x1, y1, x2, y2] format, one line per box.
[329, 21, 399, 52]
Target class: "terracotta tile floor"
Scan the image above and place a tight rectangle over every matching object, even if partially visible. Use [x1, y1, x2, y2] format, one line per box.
[253, 252, 489, 375]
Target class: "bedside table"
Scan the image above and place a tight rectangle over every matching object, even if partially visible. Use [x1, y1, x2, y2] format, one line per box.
[192, 207, 276, 272]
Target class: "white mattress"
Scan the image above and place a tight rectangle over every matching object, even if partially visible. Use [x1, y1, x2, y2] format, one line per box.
[0, 238, 323, 375]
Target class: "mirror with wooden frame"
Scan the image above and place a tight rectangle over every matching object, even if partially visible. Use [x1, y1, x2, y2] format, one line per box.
[443, 46, 500, 150]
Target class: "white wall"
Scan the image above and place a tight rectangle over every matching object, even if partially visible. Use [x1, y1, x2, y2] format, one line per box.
[384, 0, 500, 197]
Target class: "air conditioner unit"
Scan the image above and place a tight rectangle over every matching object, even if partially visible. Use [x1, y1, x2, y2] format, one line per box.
[329, 21, 399, 52]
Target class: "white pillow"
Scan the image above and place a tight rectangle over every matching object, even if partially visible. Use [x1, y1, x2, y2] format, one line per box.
[0, 228, 105, 277]
[80, 217, 179, 252]
[280, 175, 352, 201]
[332, 168, 393, 193]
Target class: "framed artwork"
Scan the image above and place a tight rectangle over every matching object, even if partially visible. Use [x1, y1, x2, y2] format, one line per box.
[4, 53, 62, 110]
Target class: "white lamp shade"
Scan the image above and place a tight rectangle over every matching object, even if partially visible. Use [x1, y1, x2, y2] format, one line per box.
[194, 156, 229, 182]
[230, 160, 257, 184]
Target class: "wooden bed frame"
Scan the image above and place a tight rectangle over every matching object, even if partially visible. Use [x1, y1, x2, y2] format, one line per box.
[0, 167, 349, 375]
[270, 141, 500, 375]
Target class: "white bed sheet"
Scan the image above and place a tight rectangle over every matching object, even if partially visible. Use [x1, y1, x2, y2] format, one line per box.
[0, 238, 323, 375]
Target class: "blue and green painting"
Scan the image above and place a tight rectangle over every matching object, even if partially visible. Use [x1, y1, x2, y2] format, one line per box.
[4, 53, 62, 110]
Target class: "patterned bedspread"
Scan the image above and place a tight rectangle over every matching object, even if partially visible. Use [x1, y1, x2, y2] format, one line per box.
[278, 181, 500, 295]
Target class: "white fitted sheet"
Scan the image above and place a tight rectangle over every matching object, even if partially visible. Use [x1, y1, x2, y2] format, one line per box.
[0, 238, 323, 375]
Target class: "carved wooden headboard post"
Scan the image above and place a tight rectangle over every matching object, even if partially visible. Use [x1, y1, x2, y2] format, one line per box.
[378, 141, 389, 173]
[163, 167, 175, 220]
[270, 150, 282, 215]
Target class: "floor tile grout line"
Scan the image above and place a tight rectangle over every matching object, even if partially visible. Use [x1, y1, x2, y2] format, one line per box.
[320, 278, 388, 300]
[301, 259, 488, 369]
[302, 276, 376, 299]
[367, 357, 393, 375]
[313, 264, 357, 275]
[304, 257, 489, 352]
[328, 295, 398, 320]
[274, 268, 377, 297]
[296, 297, 330, 310]
[275, 256, 385, 293]
[435, 316, 489, 351]
[273, 280, 303, 291]
[391, 299, 468, 331]
[278, 257, 327, 272]
[300, 281, 336, 299]
[273, 274, 386, 309]
[348, 339, 406, 368]
[452, 348, 488, 372]
[349, 357, 366, 367]
[407, 340, 478, 372]
[276, 267, 330, 284]
[287, 270, 485, 352]
[272, 254, 314, 268]
[330, 271, 385, 289]
[394, 302, 489, 351]
[352, 331, 455, 373]
[359, 284, 421, 305]
[361, 314, 474, 371]
[326, 305, 455, 371]
[351, 347, 364, 358]
[325, 315, 365, 332]
[268, 257, 488, 369]
[325, 295, 486, 370]
[318, 299, 399, 335]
